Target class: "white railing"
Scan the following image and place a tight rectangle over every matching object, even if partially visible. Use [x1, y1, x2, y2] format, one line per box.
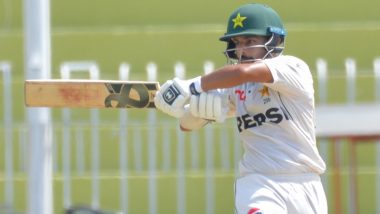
[0, 61, 13, 213]
[59, 61, 101, 209]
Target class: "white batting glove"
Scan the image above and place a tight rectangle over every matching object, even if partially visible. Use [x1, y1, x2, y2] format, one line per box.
[189, 91, 229, 123]
[154, 76, 202, 118]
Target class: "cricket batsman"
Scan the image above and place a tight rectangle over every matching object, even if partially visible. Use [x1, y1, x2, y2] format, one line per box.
[154, 3, 327, 214]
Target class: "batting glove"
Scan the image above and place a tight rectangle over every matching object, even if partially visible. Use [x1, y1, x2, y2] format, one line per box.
[189, 90, 229, 123]
[154, 76, 202, 118]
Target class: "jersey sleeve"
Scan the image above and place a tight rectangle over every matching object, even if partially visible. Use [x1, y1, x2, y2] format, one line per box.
[262, 56, 314, 97]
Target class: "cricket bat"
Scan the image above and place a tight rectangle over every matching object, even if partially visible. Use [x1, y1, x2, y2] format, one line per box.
[24, 79, 160, 108]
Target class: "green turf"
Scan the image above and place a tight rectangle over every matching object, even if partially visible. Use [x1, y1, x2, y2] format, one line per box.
[1, 0, 380, 213]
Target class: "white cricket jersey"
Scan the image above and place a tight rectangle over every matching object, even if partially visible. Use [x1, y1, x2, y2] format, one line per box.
[228, 55, 326, 176]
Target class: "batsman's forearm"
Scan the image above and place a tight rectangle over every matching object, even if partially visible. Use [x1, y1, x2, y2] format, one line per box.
[200, 64, 248, 91]
[200, 62, 272, 91]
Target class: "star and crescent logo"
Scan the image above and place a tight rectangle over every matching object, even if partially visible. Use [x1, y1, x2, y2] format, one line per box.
[259, 86, 270, 97]
[232, 13, 247, 29]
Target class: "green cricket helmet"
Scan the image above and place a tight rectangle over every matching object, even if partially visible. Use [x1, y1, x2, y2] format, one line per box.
[220, 3, 287, 63]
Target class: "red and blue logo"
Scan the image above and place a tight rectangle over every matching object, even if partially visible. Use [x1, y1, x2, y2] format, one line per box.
[248, 207, 263, 214]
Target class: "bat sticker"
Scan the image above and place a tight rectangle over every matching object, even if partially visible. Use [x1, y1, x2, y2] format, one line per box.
[104, 83, 157, 108]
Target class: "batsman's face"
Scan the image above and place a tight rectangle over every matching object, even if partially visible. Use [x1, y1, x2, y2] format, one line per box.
[231, 36, 268, 63]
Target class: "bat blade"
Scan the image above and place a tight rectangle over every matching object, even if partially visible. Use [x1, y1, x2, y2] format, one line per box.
[24, 79, 160, 109]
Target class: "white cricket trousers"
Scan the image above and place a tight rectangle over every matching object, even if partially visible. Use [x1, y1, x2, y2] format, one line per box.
[234, 173, 327, 214]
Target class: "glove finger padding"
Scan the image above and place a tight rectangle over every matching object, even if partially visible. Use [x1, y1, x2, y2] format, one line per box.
[198, 93, 207, 118]
[190, 94, 200, 117]
[206, 93, 214, 119]
[212, 93, 227, 123]
[190, 91, 228, 123]
[212, 95, 223, 121]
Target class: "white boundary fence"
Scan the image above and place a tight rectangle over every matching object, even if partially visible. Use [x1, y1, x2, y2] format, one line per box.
[0, 61, 13, 213]
[1, 58, 380, 213]
[315, 58, 380, 214]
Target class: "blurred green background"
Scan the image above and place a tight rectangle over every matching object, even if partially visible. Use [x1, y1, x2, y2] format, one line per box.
[1, 0, 380, 213]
